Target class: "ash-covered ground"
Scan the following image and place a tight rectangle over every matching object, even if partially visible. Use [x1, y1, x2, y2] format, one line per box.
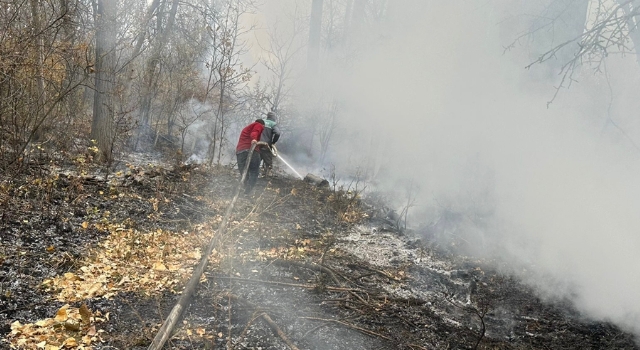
[0, 156, 637, 349]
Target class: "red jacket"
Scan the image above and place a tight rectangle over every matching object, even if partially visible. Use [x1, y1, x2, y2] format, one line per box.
[236, 122, 264, 153]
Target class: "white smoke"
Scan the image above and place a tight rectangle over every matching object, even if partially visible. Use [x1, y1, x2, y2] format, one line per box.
[253, 0, 640, 337]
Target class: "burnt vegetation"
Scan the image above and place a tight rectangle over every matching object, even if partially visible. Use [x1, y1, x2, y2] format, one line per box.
[2, 0, 640, 349]
[0, 155, 637, 349]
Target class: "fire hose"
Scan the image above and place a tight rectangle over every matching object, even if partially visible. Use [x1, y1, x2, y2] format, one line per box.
[148, 141, 267, 350]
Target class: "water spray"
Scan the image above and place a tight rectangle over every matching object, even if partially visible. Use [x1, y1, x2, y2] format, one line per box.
[271, 145, 304, 179]
[277, 154, 304, 179]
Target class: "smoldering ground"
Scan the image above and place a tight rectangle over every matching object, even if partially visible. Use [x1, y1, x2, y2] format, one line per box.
[255, 0, 640, 341]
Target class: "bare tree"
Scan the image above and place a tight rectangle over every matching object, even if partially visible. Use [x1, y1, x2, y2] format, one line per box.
[259, 10, 306, 112]
[0, 0, 89, 169]
[138, 0, 180, 129]
[200, 0, 256, 165]
[508, 0, 640, 105]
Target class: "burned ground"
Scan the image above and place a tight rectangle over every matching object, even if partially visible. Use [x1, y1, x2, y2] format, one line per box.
[0, 158, 637, 349]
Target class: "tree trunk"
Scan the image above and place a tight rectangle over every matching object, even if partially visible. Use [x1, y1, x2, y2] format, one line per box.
[139, 0, 179, 128]
[59, 0, 83, 134]
[30, 0, 46, 142]
[91, 0, 117, 162]
[131, 0, 162, 62]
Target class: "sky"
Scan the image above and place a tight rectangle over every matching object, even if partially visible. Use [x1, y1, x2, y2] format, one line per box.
[250, 0, 640, 338]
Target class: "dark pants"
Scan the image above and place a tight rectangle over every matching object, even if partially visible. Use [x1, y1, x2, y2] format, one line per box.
[237, 150, 261, 193]
[260, 147, 274, 171]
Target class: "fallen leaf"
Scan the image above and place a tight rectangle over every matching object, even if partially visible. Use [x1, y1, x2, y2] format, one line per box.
[82, 335, 92, 345]
[79, 304, 92, 325]
[63, 273, 79, 281]
[87, 283, 102, 296]
[63, 337, 77, 347]
[81, 221, 88, 229]
[153, 262, 167, 271]
[55, 305, 69, 322]
[35, 319, 53, 327]
[36, 341, 46, 348]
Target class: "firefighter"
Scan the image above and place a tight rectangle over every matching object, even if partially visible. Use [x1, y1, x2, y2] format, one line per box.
[259, 111, 281, 177]
[236, 119, 265, 194]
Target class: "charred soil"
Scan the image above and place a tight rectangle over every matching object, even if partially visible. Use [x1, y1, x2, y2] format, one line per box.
[0, 158, 637, 349]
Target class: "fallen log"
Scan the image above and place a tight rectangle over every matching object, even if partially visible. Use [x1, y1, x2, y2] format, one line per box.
[147, 143, 262, 350]
[303, 173, 329, 187]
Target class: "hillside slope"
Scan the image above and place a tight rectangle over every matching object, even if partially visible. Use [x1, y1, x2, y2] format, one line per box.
[1, 160, 637, 349]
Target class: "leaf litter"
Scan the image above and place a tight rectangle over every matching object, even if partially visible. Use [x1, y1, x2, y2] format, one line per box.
[1, 159, 639, 349]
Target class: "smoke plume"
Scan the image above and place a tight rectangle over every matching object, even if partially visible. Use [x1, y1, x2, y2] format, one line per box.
[255, 0, 640, 337]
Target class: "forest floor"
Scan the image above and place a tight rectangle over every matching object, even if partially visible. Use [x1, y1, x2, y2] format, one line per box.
[1, 153, 638, 350]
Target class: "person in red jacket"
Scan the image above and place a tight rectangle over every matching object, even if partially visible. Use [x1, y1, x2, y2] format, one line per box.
[236, 119, 265, 194]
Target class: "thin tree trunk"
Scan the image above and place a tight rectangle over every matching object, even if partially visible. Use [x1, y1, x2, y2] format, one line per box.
[59, 0, 83, 135]
[131, 0, 162, 62]
[91, 0, 117, 162]
[139, 0, 179, 128]
[30, 0, 46, 142]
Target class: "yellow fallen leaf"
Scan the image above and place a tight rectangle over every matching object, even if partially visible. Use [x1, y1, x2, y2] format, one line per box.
[81, 221, 88, 229]
[36, 341, 47, 348]
[63, 337, 77, 347]
[153, 262, 167, 271]
[46, 245, 55, 252]
[87, 283, 102, 296]
[64, 273, 79, 281]
[196, 328, 205, 336]
[35, 319, 54, 327]
[55, 305, 69, 322]
[10, 320, 22, 331]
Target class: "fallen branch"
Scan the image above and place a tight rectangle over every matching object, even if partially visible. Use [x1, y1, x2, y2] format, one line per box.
[217, 276, 363, 293]
[147, 144, 260, 350]
[299, 316, 392, 341]
[225, 293, 300, 350]
[272, 259, 342, 286]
